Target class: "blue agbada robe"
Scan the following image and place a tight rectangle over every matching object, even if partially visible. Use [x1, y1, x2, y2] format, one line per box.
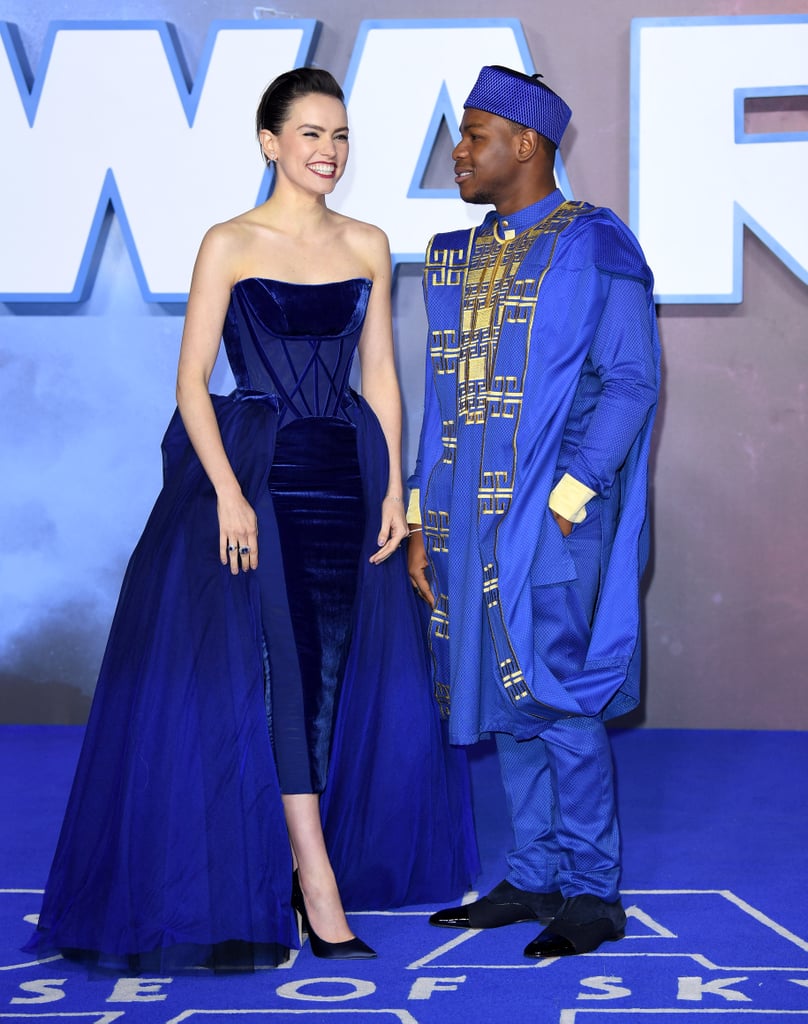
[410, 190, 661, 744]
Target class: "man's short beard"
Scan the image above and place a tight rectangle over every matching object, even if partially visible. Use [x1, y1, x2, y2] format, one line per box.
[463, 187, 496, 206]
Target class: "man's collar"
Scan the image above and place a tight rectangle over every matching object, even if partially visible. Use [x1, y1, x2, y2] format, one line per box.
[482, 188, 566, 241]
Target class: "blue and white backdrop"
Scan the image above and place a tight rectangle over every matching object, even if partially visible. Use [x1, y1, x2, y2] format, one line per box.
[1, 0, 807, 728]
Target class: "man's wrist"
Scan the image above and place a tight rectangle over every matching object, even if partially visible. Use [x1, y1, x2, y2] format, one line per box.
[548, 473, 596, 523]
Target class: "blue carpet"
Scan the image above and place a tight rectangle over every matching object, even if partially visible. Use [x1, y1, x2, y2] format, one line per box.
[1, 726, 807, 1022]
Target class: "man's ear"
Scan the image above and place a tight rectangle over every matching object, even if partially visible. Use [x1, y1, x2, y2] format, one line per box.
[515, 128, 540, 163]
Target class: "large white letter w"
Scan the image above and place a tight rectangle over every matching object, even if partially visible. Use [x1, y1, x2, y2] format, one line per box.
[0, 21, 314, 301]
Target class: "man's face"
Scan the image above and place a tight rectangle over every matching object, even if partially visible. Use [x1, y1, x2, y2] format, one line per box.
[452, 108, 521, 207]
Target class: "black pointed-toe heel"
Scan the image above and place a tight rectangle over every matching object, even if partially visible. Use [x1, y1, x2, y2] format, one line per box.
[291, 871, 377, 960]
[306, 929, 377, 960]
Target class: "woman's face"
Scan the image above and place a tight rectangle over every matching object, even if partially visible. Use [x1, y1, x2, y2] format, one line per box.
[261, 93, 349, 195]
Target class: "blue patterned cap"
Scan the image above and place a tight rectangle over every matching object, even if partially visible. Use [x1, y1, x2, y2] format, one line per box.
[464, 65, 572, 147]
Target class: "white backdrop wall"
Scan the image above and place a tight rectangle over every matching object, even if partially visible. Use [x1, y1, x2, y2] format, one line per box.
[1, 0, 807, 727]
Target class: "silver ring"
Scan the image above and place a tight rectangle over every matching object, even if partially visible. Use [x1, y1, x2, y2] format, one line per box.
[227, 544, 237, 552]
[239, 546, 250, 555]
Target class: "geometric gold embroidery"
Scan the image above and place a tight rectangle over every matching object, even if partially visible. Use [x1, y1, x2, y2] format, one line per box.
[431, 330, 458, 377]
[432, 592, 450, 640]
[454, 225, 542, 427]
[432, 607, 450, 641]
[479, 469, 513, 515]
[424, 508, 450, 553]
[428, 243, 469, 288]
[482, 562, 500, 608]
[500, 657, 529, 700]
[465, 356, 486, 380]
[433, 680, 451, 717]
[441, 419, 457, 465]
[487, 375, 522, 419]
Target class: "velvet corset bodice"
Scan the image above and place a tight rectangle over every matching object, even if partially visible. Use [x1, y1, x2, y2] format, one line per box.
[223, 277, 371, 426]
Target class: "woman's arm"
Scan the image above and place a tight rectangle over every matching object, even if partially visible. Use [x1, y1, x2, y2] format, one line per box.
[355, 226, 408, 564]
[175, 224, 259, 574]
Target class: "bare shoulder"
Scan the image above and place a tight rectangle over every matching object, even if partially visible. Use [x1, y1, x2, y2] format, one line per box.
[197, 218, 243, 262]
[341, 215, 389, 251]
[334, 213, 391, 277]
[202, 212, 264, 254]
[193, 213, 266, 285]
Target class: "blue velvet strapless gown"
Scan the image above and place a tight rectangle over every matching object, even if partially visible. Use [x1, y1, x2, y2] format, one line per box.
[24, 278, 478, 971]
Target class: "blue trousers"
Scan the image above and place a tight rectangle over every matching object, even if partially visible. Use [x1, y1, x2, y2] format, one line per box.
[494, 503, 621, 900]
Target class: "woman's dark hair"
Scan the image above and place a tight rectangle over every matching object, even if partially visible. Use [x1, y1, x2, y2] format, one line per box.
[256, 67, 345, 138]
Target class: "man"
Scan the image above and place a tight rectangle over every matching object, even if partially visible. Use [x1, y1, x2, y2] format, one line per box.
[407, 65, 660, 958]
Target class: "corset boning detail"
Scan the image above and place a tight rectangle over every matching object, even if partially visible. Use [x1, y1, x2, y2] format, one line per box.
[223, 277, 372, 428]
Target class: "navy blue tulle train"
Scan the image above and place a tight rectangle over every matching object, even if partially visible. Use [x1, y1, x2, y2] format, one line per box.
[24, 277, 478, 971]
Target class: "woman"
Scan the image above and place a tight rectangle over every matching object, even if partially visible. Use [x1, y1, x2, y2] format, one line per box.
[25, 67, 477, 972]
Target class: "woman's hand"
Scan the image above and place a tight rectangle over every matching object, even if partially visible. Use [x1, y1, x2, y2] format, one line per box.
[406, 529, 435, 607]
[217, 489, 259, 574]
[369, 495, 409, 564]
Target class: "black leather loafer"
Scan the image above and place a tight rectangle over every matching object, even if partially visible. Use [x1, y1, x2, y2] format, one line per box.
[523, 894, 626, 957]
[429, 879, 563, 929]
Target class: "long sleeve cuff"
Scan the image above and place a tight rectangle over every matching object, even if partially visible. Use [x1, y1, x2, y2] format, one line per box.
[548, 473, 597, 523]
[406, 488, 422, 525]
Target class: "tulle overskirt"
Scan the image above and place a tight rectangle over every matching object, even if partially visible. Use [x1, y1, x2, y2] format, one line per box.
[25, 391, 478, 970]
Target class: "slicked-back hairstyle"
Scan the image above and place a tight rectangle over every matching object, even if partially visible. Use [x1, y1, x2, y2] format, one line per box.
[256, 67, 345, 138]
